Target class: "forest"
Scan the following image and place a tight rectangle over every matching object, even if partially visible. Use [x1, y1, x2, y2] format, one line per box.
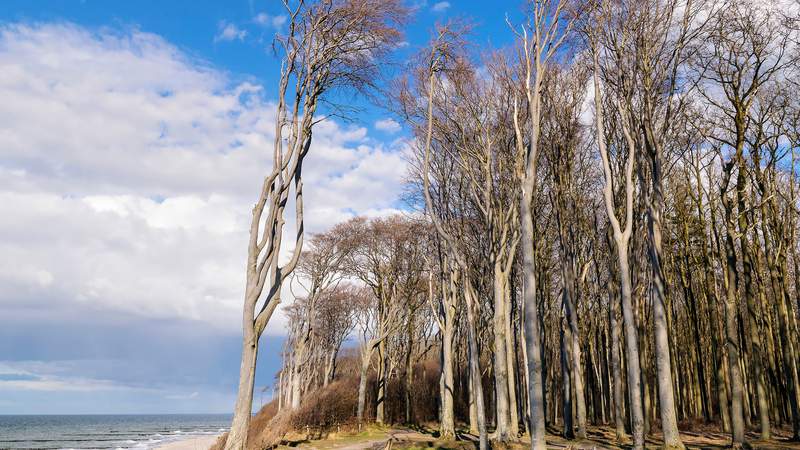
[218, 0, 800, 450]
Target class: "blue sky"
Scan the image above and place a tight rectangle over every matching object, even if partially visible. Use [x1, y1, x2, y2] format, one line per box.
[0, 0, 522, 414]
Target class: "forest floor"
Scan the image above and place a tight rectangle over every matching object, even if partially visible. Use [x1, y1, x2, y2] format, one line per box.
[273, 424, 800, 450]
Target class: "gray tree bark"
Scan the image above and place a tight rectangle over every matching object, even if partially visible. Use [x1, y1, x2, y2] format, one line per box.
[563, 260, 587, 439]
[227, 320, 259, 450]
[465, 282, 489, 450]
[605, 228, 627, 441]
[642, 117, 684, 448]
[721, 163, 747, 446]
[521, 206, 547, 450]
[357, 352, 371, 422]
[592, 46, 645, 449]
[492, 263, 512, 441]
[560, 324, 574, 438]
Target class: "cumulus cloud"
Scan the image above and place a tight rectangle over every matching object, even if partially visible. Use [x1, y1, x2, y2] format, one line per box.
[374, 118, 402, 134]
[214, 21, 247, 42]
[431, 1, 450, 12]
[0, 23, 408, 336]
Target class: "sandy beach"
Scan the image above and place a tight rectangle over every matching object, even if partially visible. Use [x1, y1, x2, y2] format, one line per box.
[156, 435, 220, 450]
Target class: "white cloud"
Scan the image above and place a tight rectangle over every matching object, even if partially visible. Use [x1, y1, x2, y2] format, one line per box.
[374, 118, 402, 133]
[214, 21, 247, 42]
[0, 23, 408, 336]
[431, 1, 450, 12]
[254, 13, 287, 28]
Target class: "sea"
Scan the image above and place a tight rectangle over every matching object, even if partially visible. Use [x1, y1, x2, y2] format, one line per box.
[0, 414, 230, 450]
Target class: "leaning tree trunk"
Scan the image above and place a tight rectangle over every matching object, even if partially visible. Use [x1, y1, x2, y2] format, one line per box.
[227, 305, 259, 450]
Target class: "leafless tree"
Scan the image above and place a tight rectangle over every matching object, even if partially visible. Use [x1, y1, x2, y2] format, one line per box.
[225, 1, 407, 448]
[509, 1, 576, 448]
[248, 3, 800, 450]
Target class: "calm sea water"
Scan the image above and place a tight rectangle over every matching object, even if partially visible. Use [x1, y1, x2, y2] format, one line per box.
[0, 414, 230, 450]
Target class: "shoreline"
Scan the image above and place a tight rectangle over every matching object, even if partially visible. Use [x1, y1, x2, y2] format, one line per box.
[155, 434, 221, 450]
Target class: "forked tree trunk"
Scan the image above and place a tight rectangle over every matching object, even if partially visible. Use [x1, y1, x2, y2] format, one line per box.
[592, 47, 644, 449]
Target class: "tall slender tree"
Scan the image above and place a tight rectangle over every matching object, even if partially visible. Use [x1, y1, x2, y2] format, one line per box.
[225, 2, 406, 448]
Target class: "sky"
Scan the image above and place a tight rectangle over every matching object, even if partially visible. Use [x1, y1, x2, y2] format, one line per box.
[0, 0, 520, 414]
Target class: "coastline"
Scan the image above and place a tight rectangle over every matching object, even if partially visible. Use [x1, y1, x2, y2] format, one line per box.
[156, 434, 221, 450]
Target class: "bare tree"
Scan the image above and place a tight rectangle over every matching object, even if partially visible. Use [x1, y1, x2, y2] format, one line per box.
[693, 1, 797, 444]
[317, 284, 359, 386]
[247, 2, 800, 449]
[287, 229, 352, 407]
[509, 1, 576, 448]
[340, 215, 426, 423]
[225, 1, 406, 448]
[588, 5, 644, 445]
[414, 24, 490, 450]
